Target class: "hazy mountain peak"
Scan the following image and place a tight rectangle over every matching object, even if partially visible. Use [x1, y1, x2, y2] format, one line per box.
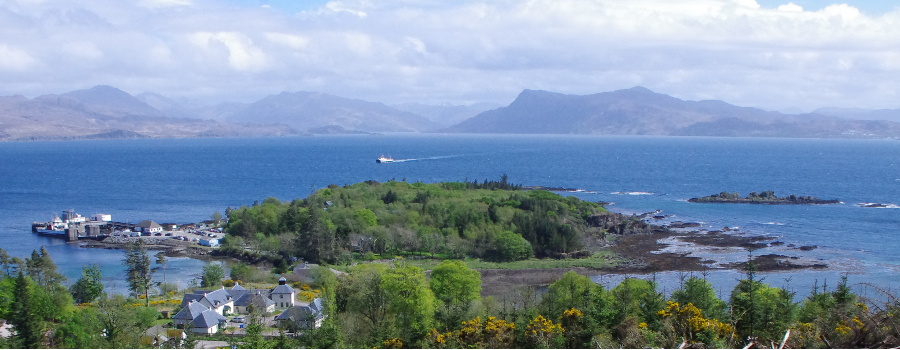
[62, 85, 163, 118]
[444, 87, 900, 138]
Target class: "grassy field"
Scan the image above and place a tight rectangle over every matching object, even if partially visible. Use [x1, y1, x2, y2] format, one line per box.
[340, 249, 625, 271]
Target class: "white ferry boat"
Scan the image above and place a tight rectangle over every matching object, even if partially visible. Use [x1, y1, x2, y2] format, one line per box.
[376, 155, 394, 163]
[32, 210, 109, 237]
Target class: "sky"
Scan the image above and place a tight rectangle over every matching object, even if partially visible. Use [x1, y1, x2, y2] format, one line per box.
[2, 0, 900, 111]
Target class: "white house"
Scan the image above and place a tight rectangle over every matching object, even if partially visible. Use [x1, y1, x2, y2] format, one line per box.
[271, 277, 296, 308]
[136, 220, 163, 233]
[199, 238, 219, 247]
[275, 298, 325, 330]
[233, 291, 276, 314]
[172, 301, 227, 335]
[181, 288, 234, 316]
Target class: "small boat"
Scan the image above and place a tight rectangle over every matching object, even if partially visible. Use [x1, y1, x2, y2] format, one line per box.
[376, 155, 394, 163]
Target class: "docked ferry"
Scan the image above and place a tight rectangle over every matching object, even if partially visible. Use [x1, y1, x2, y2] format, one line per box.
[376, 155, 394, 163]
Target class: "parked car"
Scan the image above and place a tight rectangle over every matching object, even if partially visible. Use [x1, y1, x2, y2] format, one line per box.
[164, 232, 173, 236]
[230, 316, 244, 323]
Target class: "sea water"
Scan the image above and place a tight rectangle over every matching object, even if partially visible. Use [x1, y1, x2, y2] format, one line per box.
[0, 134, 897, 296]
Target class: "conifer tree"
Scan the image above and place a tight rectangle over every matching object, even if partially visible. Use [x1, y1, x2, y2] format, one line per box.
[11, 272, 41, 348]
[123, 239, 153, 306]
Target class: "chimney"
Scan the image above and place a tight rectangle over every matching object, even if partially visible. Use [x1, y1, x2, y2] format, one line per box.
[278, 277, 287, 285]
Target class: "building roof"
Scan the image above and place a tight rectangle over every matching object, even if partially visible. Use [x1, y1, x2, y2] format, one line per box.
[231, 283, 246, 291]
[172, 301, 208, 321]
[136, 220, 162, 229]
[200, 288, 233, 307]
[275, 298, 325, 322]
[193, 309, 227, 329]
[272, 284, 295, 294]
[235, 292, 275, 308]
[180, 293, 205, 309]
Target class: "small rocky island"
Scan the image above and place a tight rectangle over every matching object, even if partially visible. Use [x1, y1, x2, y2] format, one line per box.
[688, 191, 839, 205]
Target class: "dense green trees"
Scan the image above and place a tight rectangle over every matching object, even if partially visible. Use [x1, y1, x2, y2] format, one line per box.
[223, 179, 606, 266]
[430, 260, 482, 330]
[70, 265, 103, 304]
[201, 262, 226, 288]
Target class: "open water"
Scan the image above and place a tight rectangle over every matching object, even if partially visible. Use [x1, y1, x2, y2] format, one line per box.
[0, 134, 898, 297]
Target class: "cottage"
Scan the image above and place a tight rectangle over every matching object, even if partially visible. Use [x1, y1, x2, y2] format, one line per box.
[172, 301, 227, 334]
[136, 220, 163, 234]
[232, 288, 275, 314]
[185, 287, 234, 315]
[271, 277, 296, 308]
[275, 298, 325, 330]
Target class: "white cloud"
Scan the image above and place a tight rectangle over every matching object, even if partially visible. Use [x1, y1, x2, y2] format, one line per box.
[325, 1, 367, 17]
[0, 44, 35, 71]
[777, 3, 803, 12]
[0, 0, 899, 110]
[138, 0, 191, 8]
[190, 32, 268, 71]
[264, 32, 309, 50]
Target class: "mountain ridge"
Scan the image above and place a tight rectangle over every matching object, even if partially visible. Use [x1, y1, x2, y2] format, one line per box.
[443, 87, 900, 138]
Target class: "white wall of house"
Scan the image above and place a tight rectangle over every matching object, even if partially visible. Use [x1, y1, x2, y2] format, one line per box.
[191, 325, 218, 335]
[272, 292, 295, 308]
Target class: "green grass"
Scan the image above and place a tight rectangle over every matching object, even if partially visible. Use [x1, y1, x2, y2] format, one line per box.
[349, 249, 626, 271]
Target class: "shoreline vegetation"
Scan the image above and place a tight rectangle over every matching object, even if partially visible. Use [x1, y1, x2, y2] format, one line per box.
[71, 180, 834, 292]
[5, 177, 898, 348]
[688, 191, 840, 205]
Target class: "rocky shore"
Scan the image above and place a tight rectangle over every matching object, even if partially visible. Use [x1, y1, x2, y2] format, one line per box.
[477, 209, 831, 297]
[74, 236, 216, 259]
[688, 191, 839, 205]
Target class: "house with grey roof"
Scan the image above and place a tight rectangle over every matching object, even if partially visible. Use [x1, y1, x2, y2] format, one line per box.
[172, 301, 227, 334]
[271, 277, 296, 308]
[136, 220, 163, 233]
[275, 298, 326, 330]
[234, 291, 275, 314]
[180, 287, 234, 315]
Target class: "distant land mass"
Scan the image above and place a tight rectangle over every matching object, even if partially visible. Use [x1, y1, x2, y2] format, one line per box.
[688, 191, 840, 205]
[227, 91, 440, 133]
[812, 107, 900, 124]
[0, 86, 297, 141]
[391, 102, 501, 128]
[4, 85, 900, 141]
[443, 87, 900, 138]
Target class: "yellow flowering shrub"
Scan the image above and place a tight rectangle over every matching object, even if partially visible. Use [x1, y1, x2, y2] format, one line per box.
[382, 338, 403, 349]
[526, 315, 564, 348]
[427, 316, 516, 349]
[659, 301, 733, 345]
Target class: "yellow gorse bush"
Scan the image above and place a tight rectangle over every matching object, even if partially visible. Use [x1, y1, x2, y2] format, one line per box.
[525, 315, 564, 348]
[427, 316, 516, 349]
[382, 337, 403, 349]
[658, 301, 733, 344]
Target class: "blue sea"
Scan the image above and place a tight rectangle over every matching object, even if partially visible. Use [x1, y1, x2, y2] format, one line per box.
[0, 135, 898, 298]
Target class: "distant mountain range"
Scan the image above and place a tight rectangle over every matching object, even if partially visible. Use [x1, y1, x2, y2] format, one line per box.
[2, 85, 900, 141]
[0, 86, 294, 141]
[226, 91, 439, 133]
[444, 87, 900, 138]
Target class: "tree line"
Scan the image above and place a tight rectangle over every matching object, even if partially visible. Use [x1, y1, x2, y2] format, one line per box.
[219, 178, 607, 269]
[1, 244, 899, 348]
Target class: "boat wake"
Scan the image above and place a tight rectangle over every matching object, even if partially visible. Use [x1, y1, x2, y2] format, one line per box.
[610, 191, 654, 195]
[857, 203, 900, 208]
[392, 155, 458, 162]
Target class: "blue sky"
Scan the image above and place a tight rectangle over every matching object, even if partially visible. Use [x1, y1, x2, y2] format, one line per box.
[228, 0, 900, 16]
[2, 0, 900, 111]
